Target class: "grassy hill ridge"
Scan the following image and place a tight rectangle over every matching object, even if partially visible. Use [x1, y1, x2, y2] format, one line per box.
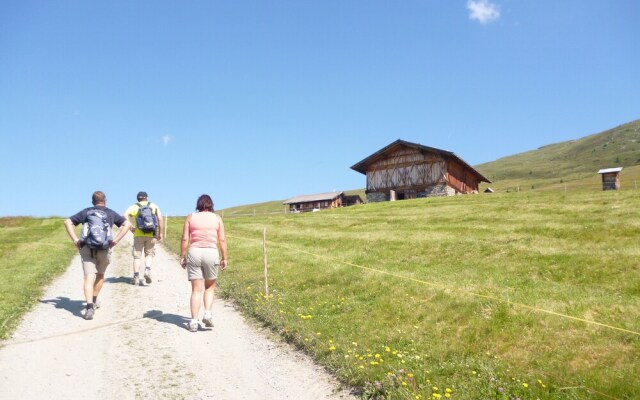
[476, 119, 640, 183]
[221, 120, 640, 213]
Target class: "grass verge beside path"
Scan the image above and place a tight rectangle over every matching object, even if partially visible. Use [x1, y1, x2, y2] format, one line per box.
[164, 191, 640, 400]
[0, 217, 77, 340]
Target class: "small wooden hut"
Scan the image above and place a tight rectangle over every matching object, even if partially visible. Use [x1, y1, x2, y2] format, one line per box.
[344, 194, 364, 206]
[351, 139, 491, 202]
[283, 192, 345, 213]
[598, 167, 623, 190]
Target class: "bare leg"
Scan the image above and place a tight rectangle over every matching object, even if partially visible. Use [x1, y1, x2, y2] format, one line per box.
[203, 279, 216, 313]
[93, 273, 105, 298]
[84, 273, 96, 304]
[190, 279, 204, 320]
[133, 257, 142, 275]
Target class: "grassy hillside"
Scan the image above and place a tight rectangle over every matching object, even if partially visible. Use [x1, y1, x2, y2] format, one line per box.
[0, 217, 77, 340]
[165, 191, 640, 399]
[220, 121, 640, 211]
[476, 120, 640, 192]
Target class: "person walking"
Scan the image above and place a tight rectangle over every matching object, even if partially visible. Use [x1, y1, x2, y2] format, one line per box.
[124, 191, 164, 286]
[179, 194, 228, 332]
[63, 191, 132, 320]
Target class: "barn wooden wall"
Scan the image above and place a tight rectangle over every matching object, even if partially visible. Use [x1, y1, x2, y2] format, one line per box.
[447, 160, 480, 193]
[365, 148, 447, 191]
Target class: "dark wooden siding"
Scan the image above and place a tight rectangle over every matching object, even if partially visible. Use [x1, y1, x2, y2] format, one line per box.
[447, 159, 480, 193]
[365, 148, 447, 192]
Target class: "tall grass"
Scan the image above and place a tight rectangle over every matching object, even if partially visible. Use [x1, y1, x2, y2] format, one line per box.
[166, 190, 639, 399]
[0, 217, 77, 340]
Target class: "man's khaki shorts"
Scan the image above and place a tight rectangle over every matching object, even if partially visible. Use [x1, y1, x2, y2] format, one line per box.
[80, 246, 111, 275]
[132, 236, 156, 259]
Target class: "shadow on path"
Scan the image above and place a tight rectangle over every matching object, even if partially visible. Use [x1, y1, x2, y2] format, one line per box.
[143, 310, 192, 331]
[40, 297, 84, 318]
[104, 276, 133, 284]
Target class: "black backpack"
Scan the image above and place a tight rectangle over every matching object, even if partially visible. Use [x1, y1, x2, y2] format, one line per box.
[136, 202, 158, 233]
[80, 209, 113, 250]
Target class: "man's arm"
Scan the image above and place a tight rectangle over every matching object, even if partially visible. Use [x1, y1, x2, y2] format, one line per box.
[63, 219, 81, 249]
[156, 209, 164, 241]
[124, 204, 137, 233]
[111, 220, 132, 247]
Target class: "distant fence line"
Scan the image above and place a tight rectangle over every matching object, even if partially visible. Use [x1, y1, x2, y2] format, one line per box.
[221, 210, 288, 219]
[210, 180, 640, 219]
[499, 179, 640, 193]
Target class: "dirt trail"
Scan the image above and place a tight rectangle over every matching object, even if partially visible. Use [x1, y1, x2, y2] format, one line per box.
[0, 235, 354, 399]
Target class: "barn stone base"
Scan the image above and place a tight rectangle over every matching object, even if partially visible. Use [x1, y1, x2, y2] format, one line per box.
[366, 192, 388, 202]
[367, 185, 456, 202]
[423, 184, 456, 197]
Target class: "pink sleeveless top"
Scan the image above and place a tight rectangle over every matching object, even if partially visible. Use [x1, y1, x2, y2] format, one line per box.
[188, 212, 219, 249]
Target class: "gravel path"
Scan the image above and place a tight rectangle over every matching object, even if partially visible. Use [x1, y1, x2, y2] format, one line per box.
[0, 235, 354, 399]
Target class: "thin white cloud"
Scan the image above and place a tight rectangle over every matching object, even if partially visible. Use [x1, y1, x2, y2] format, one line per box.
[467, 0, 500, 25]
[162, 135, 172, 146]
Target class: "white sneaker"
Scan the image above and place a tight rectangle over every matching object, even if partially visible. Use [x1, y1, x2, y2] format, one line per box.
[202, 312, 213, 327]
[188, 319, 199, 332]
[144, 268, 152, 284]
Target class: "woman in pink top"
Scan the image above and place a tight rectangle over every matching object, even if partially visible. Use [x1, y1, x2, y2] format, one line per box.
[180, 194, 228, 332]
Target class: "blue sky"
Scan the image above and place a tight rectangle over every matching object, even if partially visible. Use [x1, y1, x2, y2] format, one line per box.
[1, 1, 638, 217]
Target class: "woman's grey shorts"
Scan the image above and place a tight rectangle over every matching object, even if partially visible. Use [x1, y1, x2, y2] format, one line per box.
[187, 247, 220, 281]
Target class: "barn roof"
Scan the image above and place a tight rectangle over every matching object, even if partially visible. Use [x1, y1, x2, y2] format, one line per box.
[350, 139, 491, 183]
[283, 191, 344, 205]
[598, 167, 623, 174]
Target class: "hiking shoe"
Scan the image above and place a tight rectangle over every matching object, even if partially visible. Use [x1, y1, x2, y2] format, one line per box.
[84, 308, 95, 320]
[138, 278, 145, 286]
[144, 268, 152, 284]
[202, 312, 214, 328]
[131, 276, 138, 285]
[188, 320, 199, 332]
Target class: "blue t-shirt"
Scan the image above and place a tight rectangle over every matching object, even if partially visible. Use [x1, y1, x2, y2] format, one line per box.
[69, 206, 126, 228]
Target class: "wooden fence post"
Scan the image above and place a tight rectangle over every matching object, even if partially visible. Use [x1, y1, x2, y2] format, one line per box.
[164, 215, 168, 239]
[263, 228, 269, 299]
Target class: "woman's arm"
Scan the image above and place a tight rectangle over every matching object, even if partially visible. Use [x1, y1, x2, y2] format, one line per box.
[179, 215, 191, 268]
[217, 215, 228, 270]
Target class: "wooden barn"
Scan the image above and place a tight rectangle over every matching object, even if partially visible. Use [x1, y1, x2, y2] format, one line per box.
[350, 139, 491, 202]
[283, 191, 345, 213]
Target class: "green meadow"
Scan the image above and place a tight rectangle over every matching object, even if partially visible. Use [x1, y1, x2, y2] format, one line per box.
[2, 189, 638, 399]
[0, 217, 76, 340]
[166, 190, 640, 399]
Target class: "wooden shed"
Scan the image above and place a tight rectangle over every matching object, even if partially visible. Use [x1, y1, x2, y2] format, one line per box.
[350, 139, 491, 202]
[598, 167, 623, 190]
[283, 191, 345, 213]
[344, 194, 364, 206]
